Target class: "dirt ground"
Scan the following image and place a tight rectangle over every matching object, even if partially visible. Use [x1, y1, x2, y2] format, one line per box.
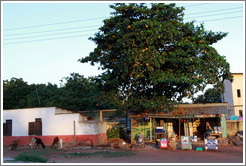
[2, 143, 244, 164]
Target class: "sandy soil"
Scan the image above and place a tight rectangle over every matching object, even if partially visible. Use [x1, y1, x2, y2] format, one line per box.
[2, 143, 244, 163]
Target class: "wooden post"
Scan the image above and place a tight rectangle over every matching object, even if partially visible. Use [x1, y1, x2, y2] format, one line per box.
[131, 117, 133, 144]
[179, 118, 181, 141]
[100, 111, 103, 121]
[150, 117, 152, 142]
[153, 118, 156, 142]
[125, 109, 128, 130]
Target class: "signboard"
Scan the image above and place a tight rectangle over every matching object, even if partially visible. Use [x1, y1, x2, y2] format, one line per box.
[192, 136, 197, 142]
[205, 139, 218, 150]
[160, 138, 169, 149]
[181, 136, 192, 150]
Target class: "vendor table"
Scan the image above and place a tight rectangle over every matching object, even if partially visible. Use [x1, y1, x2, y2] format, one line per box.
[210, 133, 222, 138]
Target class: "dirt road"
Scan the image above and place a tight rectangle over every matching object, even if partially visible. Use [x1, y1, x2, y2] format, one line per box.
[2, 144, 243, 164]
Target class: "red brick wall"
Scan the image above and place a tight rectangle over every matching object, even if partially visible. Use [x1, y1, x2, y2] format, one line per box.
[3, 133, 107, 146]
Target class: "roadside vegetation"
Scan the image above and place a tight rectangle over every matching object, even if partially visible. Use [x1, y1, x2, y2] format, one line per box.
[13, 148, 61, 163]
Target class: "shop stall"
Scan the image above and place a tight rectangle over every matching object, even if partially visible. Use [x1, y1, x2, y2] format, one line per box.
[130, 103, 228, 144]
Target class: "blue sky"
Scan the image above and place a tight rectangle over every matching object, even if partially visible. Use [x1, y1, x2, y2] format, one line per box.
[2, 1, 245, 86]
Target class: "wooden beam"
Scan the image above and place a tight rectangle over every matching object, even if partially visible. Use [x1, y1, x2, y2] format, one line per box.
[80, 109, 117, 113]
[99, 109, 117, 112]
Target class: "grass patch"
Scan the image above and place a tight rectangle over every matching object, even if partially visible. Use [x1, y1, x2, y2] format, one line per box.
[13, 148, 60, 163]
[60, 151, 136, 158]
[14, 154, 48, 163]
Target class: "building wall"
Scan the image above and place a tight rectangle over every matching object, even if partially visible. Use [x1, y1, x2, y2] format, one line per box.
[222, 73, 244, 116]
[231, 74, 244, 106]
[3, 107, 107, 146]
[226, 120, 243, 136]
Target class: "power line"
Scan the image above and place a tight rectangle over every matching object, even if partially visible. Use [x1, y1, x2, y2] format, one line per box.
[3, 3, 233, 33]
[4, 34, 94, 45]
[187, 6, 242, 15]
[182, 3, 210, 7]
[185, 10, 243, 20]
[4, 15, 242, 45]
[4, 9, 243, 41]
[3, 5, 242, 37]
[4, 28, 98, 41]
[4, 24, 101, 37]
[195, 15, 243, 23]
[4, 16, 108, 31]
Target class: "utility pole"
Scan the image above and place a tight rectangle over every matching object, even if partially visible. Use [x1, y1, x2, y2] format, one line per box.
[73, 120, 76, 144]
[35, 85, 41, 107]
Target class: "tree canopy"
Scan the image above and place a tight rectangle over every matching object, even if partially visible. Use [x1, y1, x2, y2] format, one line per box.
[193, 88, 222, 104]
[3, 73, 116, 112]
[80, 3, 232, 113]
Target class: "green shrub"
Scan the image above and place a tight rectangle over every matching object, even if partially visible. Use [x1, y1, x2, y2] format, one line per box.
[107, 124, 125, 139]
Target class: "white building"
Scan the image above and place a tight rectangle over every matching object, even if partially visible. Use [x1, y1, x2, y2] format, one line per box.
[222, 73, 244, 117]
[3, 107, 107, 146]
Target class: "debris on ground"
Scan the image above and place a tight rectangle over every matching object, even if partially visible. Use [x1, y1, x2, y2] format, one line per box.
[227, 131, 243, 146]
[107, 138, 132, 149]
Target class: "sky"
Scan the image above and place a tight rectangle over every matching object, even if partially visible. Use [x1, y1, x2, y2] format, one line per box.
[2, 1, 245, 87]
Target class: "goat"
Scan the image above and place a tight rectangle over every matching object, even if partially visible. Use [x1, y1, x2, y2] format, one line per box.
[51, 137, 63, 149]
[29, 137, 45, 149]
[9, 140, 19, 150]
[29, 137, 36, 149]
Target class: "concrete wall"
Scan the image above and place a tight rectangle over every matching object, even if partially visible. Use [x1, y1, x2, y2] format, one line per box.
[226, 120, 243, 136]
[3, 107, 82, 136]
[3, 107, 107, 146]
[77, 121, 107, 135]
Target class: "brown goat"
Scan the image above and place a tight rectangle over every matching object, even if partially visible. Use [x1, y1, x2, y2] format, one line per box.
[51, 137, 59, 148]
[9, 140, 19, 150]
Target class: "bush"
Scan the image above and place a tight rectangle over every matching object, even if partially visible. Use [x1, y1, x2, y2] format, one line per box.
[107, 124, 125, 139]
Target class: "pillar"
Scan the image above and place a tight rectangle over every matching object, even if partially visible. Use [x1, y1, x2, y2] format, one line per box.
[221, 115, 227, 138]
[100, 111, 103, 121]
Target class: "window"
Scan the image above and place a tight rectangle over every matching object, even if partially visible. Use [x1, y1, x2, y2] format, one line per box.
[237, 89, 241, 97]
[28, 118, 42, 135]
[239, 110, 243, 117]
[3, 120, 12, 136]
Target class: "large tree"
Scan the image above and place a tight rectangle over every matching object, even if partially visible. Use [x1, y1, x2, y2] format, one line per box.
[3, 78, 30, 109]
[80, 3, 232, 113]
[3, 74, 116, 111]
[57, 73, 117, 111]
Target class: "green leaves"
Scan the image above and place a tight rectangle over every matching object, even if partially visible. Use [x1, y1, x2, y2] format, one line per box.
[3, 74, 118, 112]
[79, 3, 232, 113]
